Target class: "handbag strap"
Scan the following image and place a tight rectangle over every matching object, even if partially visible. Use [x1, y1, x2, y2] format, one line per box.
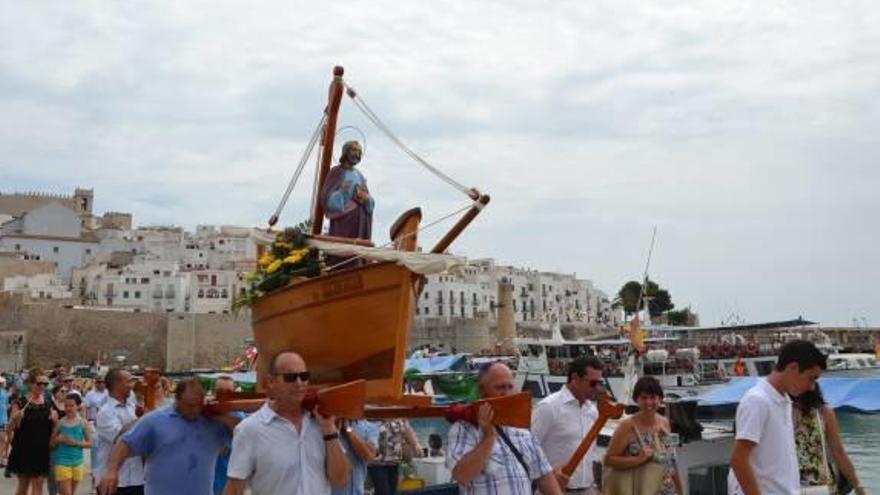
[494, 425, 531, 479]
[813, 408, 834, 483]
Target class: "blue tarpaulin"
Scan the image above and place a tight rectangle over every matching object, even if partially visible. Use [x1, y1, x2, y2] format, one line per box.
[696, 377, 880, 413]
[405, 354, 469, 374]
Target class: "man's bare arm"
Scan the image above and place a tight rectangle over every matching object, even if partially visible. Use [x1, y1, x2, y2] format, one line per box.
[730, 439, 760, 495]
[221, 478, 247, 495]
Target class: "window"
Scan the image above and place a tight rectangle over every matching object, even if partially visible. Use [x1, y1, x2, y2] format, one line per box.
[198, 289, 205, 298]
[425, 307, 430, 315]
[123, 291, 129, 298]
[85, 249, 91, 255]
[14, 244, 20, 251]
[211, 275, 217, 286]
[53, 246, 59, 253]
[438, 305, 443, 316]
[141, 278, 149, 284]
[221, 289, 228, 299]
[153, 270, 160, 275]
[134, 291, 141, 299]
[415, 307, 420, 315]
[460, 306, 465, 317]
[163, 271, 171, 277]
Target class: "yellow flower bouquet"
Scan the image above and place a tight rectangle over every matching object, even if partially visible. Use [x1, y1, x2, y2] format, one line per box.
[233, 220, 321, 311]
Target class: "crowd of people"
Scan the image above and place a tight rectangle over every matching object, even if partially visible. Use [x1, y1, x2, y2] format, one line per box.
[0, 339, 868, 494]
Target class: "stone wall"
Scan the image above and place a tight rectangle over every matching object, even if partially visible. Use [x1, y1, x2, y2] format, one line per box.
[166, 312, 252, 371]
[0, 296, 254, 371]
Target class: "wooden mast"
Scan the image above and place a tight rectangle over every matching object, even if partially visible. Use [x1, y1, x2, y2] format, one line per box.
[310, 65, 347, 235]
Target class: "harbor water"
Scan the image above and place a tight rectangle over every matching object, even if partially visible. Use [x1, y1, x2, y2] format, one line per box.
[838, 413, 880, 492]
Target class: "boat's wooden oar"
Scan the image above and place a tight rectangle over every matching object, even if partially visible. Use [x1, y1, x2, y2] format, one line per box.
[207, 379, 366, 418]
[365, 391, 532, 428]
[560, 392, 625, 478]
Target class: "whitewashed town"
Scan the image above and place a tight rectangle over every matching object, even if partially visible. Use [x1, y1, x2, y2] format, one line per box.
[3, 4, 880, 495]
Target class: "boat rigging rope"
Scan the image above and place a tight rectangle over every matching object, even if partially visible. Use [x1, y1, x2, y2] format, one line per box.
[344, 83, 476, 199]
[269, 113, 327, 226]
[325, 201, 475, 272]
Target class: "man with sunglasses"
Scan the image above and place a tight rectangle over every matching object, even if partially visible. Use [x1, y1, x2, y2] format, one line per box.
[223, 351, 351, 495]
[532, 356, 605, 494]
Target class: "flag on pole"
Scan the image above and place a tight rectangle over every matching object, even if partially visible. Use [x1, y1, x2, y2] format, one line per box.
[629, 312, 646, 354]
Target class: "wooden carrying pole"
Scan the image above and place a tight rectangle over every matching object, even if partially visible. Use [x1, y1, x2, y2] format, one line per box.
[211, 389, 532, 429]
[211, 380, 367, 419]
[431, 192, 490, 254]
[310, 66, 347, 236]
[366, 392, 532, 428]
[561, 392, 625, 477]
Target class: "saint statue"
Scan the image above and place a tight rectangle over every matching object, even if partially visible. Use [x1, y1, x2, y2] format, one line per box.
[320, 140, 374, 241]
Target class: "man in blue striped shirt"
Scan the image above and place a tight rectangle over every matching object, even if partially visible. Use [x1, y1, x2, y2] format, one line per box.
[445, 363, 563, 495]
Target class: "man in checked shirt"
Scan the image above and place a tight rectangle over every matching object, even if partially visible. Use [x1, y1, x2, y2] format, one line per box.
[445, 363, 563, 495]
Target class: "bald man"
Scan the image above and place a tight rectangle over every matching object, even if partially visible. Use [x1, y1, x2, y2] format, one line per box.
[223, 352, 351, 495]
[445, 363, 563, 495]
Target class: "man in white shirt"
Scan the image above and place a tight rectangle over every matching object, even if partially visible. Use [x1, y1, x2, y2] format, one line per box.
[223, 351, 351, 495]
[532, 356, 604, 494]
[729, 340, 827, 495]
[85, 374, 109, 491]
[85, 375, 109, 422]
[94, 368, 145, 495]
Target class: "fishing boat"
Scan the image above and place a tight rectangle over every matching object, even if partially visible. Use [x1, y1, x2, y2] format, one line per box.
[249, 66, 492, 406]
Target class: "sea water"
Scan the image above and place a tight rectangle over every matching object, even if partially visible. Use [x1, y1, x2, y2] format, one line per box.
[838, 413, 880, 491]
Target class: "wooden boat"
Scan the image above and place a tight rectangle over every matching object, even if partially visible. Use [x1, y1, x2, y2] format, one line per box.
[251, 66, 489, 406]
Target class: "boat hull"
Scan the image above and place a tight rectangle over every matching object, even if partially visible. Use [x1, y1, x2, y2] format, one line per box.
[252, 261, 416, 401]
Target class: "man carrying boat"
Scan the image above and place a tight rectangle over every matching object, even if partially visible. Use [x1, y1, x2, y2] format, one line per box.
[223, 351, 351, 495]
[320, 140, 374, 241]
[99, 377, 240, 495]
[728, 340, 827, 495]
[446, 362, 563, 495]
[532, 356, 604, 494]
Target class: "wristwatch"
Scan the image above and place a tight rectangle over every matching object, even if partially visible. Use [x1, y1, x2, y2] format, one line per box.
[323, 432, 340, 442]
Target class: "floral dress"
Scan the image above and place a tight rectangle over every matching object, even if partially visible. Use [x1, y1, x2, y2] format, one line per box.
[625, 428, 679, 495]
[794, 408, 835, 492]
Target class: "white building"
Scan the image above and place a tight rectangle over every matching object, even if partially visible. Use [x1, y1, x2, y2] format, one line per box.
[75, 260, 191, 312]
[417, 258, 619, 331]
[2, 273, 73, 300]
[0, 202, 98, 284]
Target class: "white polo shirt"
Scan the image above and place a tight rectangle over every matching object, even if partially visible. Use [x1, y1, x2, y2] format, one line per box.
[531, 385, 599, 489]
[728, 378, 800, 495]
[227, 403, 334, 495]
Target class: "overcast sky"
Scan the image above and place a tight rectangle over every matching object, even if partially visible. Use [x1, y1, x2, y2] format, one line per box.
[2, 1, 879, 326]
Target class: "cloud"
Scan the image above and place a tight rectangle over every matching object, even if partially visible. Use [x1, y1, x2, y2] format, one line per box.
[1, 0, 879, 325]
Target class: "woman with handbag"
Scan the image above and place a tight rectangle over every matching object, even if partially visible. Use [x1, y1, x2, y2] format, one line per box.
[7, 368, 59, 495]
[602, 377, 683, 495]
[792, 384, 865, 495]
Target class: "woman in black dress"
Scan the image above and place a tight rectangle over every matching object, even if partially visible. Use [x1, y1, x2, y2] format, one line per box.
[7, 369, 57, 495]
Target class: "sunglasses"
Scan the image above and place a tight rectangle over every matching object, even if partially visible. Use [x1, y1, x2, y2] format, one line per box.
[586, 379, 603, 388]
[36, 382, 50, 386]
[275, 371, 311, 383]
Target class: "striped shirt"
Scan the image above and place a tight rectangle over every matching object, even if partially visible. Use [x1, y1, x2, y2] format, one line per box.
[445, 422, 552, 495]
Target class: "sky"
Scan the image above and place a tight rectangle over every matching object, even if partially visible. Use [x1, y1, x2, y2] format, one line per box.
[1, 1, 879, 326]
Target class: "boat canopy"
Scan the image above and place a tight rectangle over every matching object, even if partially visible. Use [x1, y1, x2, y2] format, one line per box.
[251, 230, 467, 275]
[404, 354, 470, 374]
[646, 317, 817, 333]
[584, 336, 680, 346]
[696, 377, 880, 413]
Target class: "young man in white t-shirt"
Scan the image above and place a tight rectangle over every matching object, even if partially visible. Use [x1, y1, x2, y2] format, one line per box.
[728, 339, 827, 495]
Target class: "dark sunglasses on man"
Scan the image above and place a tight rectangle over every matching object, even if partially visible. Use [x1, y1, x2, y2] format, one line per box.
[275, 371, 311, 383]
